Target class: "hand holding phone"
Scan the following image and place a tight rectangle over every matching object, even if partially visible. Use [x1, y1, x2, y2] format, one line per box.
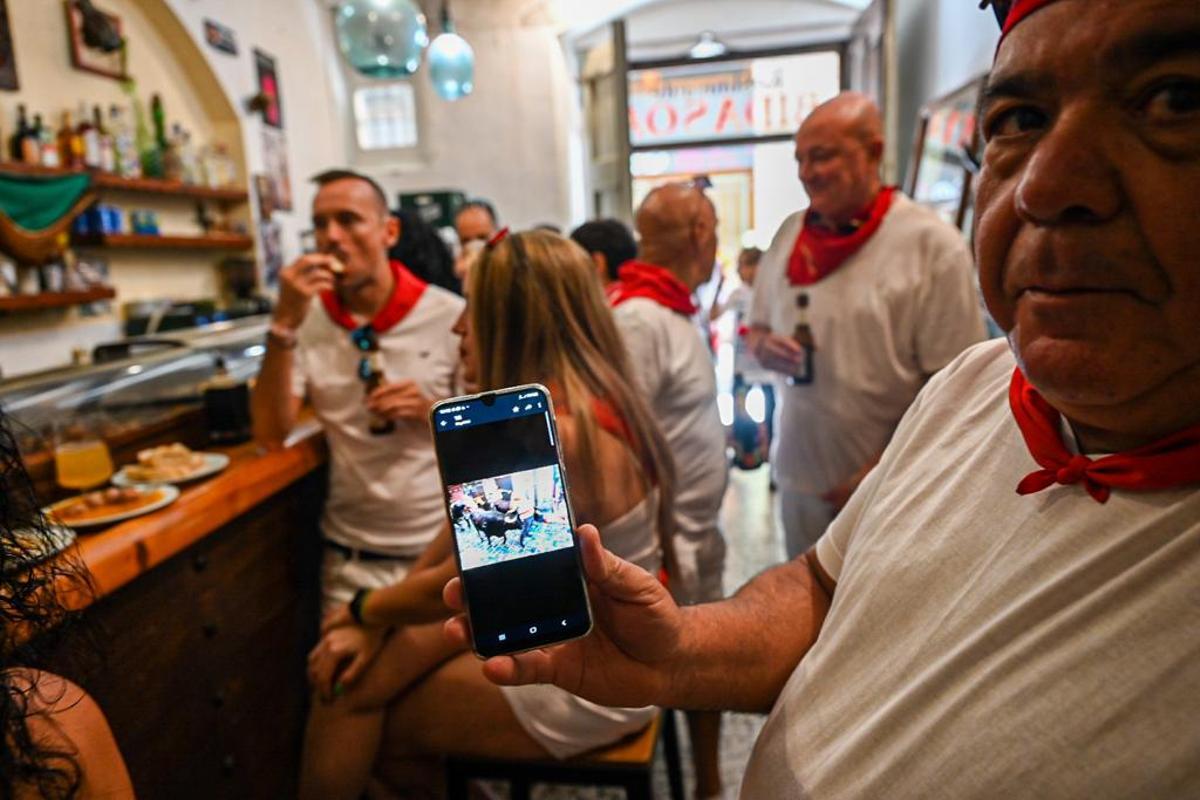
[431, 384, 593, 658]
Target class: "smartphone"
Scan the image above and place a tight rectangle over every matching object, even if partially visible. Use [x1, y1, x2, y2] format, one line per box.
[431, 384, 593, 658]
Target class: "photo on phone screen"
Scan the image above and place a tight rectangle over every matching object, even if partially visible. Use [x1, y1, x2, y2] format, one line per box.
[432, 385, 592, 658]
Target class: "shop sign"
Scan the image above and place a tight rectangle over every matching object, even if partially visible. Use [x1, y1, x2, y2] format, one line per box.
[628, 52, 840, 147]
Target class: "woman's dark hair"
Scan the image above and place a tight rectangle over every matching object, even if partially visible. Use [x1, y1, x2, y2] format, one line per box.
[0, 409, 93, 799]
[388, 208, 462, 295]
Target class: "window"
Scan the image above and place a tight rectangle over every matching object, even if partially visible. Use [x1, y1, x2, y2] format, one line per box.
[353, 83, 419, 150]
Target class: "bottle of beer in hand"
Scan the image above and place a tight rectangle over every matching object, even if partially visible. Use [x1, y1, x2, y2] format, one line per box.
[362, 352, 396, 436]
[788, 292, 815, 386]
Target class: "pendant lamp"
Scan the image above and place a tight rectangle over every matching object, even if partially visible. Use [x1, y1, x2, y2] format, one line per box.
[335, 0, 429, 79]
[427, 1, 475, 100]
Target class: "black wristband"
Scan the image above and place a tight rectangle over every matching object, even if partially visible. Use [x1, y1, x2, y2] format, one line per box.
[349, 588, 371, 625]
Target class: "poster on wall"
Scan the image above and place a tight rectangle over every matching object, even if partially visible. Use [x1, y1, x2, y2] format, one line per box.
[261, 127, 293, 212]
[64, 1, 127, 80]
[904, 75, 986, 231]
[259, 217, 283, 288]
[204, 19, 238, 56]
[0, 0, 18, 91]
[254, 48, 283, 129]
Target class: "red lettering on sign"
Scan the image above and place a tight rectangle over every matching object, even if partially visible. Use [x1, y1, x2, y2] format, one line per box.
[628, 107, 642, 139]
[714, 97, 737, 133]
[684, 99, 708, 129]
[646, 102, 679, 136]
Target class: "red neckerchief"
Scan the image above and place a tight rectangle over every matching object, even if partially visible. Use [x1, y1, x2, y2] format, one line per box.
[320, 259, 427, 333]
[609, 261, 698, 317]
[787, 186, 897, 287]
[1009, 367, 1200, 503]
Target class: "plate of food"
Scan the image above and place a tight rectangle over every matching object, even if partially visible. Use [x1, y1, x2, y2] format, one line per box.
[111, 443, 230, 487]
[5, 524, 77, 573]
[44, 485, 180, 529]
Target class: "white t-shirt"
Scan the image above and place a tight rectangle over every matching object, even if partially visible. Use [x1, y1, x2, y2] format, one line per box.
[291, 286, 465, 556]
[749, 195, 986, 495]
[741, 339, 1200, 798]
[614, 297, 728, 600]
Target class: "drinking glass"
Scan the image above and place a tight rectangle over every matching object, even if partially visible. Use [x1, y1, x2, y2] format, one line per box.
[54, 437, 114, 491]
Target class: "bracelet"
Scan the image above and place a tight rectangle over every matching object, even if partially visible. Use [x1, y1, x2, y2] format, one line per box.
[267, 321, 298, 350]
[349, 587, 372, 625]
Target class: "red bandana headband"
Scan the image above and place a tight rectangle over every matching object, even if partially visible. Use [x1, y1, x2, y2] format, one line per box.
[1008, 367, 1200, 503]
[996, 0, 1066, 43]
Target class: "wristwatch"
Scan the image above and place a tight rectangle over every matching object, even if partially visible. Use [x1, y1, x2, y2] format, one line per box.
[349, 587, 372, 625]
[267, 321, 298, 350]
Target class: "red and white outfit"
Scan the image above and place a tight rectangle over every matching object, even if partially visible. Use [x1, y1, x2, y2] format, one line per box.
[290, 260, 464, 608]
[749, 192, 985, 557]
[611, 261, 728, 604]
[740, 338, 1200, 797]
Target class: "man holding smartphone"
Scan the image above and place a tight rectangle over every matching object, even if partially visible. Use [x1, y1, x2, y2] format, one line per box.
[448, 0, 1200, 795]
[252, 169, 464, 610]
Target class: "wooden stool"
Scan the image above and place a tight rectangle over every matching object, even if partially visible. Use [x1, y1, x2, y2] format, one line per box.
[446, 708, 685, 800]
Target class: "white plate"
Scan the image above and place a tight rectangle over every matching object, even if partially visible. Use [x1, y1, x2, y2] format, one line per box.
[44, 484, 181, 529]
[111, 452, 230, 487]
[6, 524, 77, 572]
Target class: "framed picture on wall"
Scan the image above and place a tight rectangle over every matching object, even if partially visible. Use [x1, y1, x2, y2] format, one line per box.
[64, 1, 127, 81]
[904, 74, 986, 232]
[0, 0, 18, 91]
[254, 49, 283, 129]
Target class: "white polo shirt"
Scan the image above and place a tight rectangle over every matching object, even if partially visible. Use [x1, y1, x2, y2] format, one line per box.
[614, 297, 728, 602]
[741, 339, 1200, 798]
[291, 285, 464, 556]
[749, 195, 986, 495]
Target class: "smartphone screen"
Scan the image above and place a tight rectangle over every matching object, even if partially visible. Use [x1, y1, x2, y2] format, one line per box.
[431, 384, 592, 658]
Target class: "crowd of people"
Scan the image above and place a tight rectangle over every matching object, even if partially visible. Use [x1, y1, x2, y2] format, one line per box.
[3, 0, 1198, 796]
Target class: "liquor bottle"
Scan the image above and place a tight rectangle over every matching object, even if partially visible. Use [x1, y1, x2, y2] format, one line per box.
[109, 105, 139, 178]
[787, 292, 815, 386]
[362, 352, 396, 435]
[8, 103, 29, 162]
[132, 92, 160, 178]
[57, 111, 84, 169]
[77, 102, 101, 169]
[177, 126, 198, 184]
[94, 105, 115, 173]
[162, 121, 183, 182]
[35, 115, 59, 168]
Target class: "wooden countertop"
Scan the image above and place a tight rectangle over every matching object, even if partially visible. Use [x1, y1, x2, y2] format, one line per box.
[59, 420, 327, 611]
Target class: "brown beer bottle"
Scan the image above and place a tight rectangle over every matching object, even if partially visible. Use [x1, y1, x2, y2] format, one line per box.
[788, 292, 815, 385]
[363, 351, 396, 435]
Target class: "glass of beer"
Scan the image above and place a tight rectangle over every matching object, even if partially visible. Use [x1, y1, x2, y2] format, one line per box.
[54, 437, 115, 491]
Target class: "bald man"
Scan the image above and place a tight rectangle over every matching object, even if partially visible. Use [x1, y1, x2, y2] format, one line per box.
[608, 183, 728, 798]
[746, 92, 986, 558]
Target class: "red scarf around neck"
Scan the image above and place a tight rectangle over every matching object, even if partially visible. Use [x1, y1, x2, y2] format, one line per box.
[1009, 367, 1200, 503]
[609, 261, 698, 317]
[788, 186, 897, 287]
[320, 259, 428, 333]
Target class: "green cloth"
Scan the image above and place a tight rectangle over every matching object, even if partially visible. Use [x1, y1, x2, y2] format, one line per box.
[0, 172, 92, 232]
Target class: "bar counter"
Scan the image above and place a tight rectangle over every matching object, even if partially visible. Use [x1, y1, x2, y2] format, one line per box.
[46, 418, 330, 799]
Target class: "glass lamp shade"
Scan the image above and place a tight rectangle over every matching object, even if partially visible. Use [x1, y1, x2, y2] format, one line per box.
[335, 0, 429, 79]
[428, 30, 475, 100]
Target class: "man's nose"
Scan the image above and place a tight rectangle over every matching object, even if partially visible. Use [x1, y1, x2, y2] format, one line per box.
[1015, 106, 1121, 226]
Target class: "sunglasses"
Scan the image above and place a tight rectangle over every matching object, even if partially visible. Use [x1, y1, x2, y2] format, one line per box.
[978, 0, 1013, 27]
[351, 325, 380, 383]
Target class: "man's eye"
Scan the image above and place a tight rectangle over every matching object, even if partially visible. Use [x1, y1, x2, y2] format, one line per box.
[1141, 79, 1200, 121]
[987, 106, 1047, 139]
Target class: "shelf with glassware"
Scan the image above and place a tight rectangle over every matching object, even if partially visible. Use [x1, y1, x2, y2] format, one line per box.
[0, 286, 116, 312]
[70, 232, 253, 251]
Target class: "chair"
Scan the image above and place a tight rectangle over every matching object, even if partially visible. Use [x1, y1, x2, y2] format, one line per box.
[446, 708, 686, 800]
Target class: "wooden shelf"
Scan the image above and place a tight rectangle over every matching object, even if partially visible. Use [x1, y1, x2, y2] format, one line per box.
[0, 287, 116, 311]
[71, 232, 253, 251]
[0, 163, 247, 203]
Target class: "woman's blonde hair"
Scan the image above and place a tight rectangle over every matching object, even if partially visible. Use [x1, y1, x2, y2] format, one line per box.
[469, 230, 677, 577]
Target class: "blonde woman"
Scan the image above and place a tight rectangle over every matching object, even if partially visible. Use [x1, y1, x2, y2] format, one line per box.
[300, 230, 676, 800]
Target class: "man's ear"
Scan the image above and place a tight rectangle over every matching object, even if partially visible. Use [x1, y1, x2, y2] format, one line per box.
[866, 136, 885, 165]
[385, 214, 401, 248]
[590, 251, 609, 282]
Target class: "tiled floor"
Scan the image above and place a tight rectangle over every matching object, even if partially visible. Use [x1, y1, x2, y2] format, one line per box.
[522, 465, 786, 800]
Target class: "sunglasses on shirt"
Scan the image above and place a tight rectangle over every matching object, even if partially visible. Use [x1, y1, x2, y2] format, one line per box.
[351, 325, 379, 384]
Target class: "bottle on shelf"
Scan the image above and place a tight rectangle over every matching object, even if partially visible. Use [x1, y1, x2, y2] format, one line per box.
[177, 126, 199, 185]
[109, 104, 139, 178]
[162, 121, 184, 182]
[35, 114, 59, 168]
[57, 111, 84, 170]
[94, 105, 115, 174]
[130, 89, 160, 178]
[77, 102, 101, 170]
[8, 103, 30, 162]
